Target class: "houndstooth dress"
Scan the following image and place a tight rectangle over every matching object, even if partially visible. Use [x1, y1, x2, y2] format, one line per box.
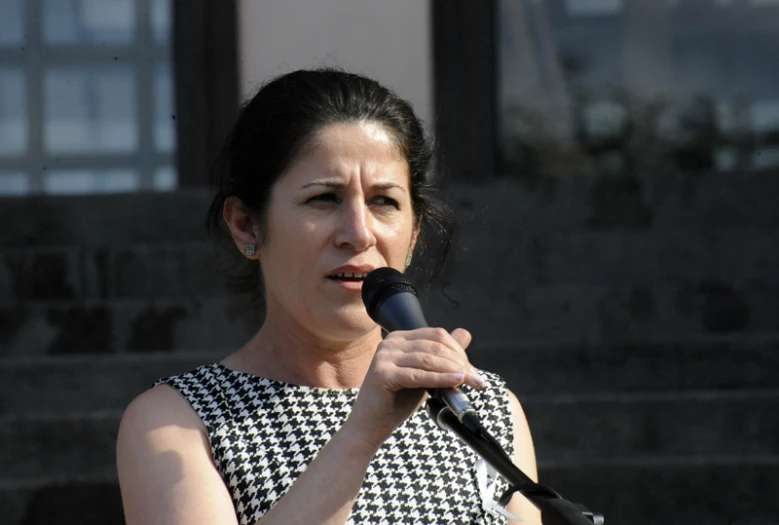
[156, 363, 516, 525]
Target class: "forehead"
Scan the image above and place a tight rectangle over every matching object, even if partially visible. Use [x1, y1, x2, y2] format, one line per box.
[285, 121, 409, 185]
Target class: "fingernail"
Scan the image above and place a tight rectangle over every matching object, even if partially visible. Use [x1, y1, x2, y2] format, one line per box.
[452, 372, 465, 382]
[472, 371, 488, 389]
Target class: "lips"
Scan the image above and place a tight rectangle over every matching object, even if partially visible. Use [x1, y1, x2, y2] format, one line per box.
[326, 264, 376, 282]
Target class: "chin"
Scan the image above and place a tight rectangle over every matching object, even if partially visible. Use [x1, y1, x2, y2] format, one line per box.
[318, 308, 377, 340]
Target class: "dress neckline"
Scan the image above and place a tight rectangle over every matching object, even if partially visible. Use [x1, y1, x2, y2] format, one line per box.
[212, 362, 361, 395]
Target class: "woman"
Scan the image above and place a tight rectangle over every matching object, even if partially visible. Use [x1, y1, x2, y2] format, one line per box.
[117, 68, 541, 525]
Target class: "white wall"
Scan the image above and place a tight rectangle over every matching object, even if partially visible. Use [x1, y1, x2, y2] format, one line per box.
[237, 0, 434, 130]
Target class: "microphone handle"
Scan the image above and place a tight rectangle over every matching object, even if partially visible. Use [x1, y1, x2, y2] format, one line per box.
[373, 293, 477, 422]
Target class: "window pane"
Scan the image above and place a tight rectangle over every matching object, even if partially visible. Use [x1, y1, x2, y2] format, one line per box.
[497, 0, 779, 175]
[44, 66, 137, 154]
[43, 169, 139, 194]
[154, 63, 175, 152]
[753, 148, 779, 169]
[0, 68, 27, 155]
[43, 0, 134, 45]
[565, 0, 622, 16]
[749, 100, 779, 134]
[0, 0, 24, 45]
[151, 0, 171, 44]
[153, 166, 176, 191]
[0, 172, 30, 196]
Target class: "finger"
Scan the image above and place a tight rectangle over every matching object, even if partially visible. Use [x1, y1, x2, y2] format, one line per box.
[393, 351, 486, 391]
[412, 327, 471, 361]
[382, 329, 484, 388]
[450, 328, 472, 351]
[394, 351, 467, 375]
[448, 328, 487, 390]
[386, 368, 467, 392]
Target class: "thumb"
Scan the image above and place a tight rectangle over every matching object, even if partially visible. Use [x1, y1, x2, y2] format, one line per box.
[450, 328, 473, 351]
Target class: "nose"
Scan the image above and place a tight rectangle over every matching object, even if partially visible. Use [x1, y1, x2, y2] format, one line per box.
[334, 198, 376, 251]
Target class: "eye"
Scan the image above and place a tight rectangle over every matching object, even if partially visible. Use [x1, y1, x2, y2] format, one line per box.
[371, 196, 400, 209]
[306, 192, 340, 205]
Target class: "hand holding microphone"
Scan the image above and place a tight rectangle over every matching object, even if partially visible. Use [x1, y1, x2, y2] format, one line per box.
[345, 268, 485, 449]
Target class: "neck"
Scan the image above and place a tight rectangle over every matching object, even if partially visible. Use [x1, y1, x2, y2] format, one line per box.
[226, 306, 383, 390]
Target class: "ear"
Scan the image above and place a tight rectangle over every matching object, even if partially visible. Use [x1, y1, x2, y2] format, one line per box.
[223, 196, 261, 259]
[409, 221, 421, 254]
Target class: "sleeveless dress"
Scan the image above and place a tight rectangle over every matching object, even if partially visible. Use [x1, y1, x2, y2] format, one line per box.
[156, 363, 516, 525]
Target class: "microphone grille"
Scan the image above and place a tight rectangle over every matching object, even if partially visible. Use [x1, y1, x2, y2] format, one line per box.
[362, 267, 418, 320]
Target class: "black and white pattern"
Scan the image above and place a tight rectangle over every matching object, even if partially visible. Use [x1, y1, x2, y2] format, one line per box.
[156, 363, 515, 525]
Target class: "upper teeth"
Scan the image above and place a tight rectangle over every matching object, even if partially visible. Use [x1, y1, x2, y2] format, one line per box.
[333, 272, 368, 279]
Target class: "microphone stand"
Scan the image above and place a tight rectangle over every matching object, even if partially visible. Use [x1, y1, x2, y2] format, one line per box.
[426, 398, 604, 525]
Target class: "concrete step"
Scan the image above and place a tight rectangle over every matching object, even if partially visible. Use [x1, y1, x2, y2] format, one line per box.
[2, 335, 778, 415]
[0, 242, 224, 301]
[0, 297, 260, 356]
[0, 190, 212, 247]
[448, 170, 779, 233]
[0, 353, 222, 416]
[1, 461, 777, 525]
[540, 458, 779, 525]
[469, 334, 779, 395]
[524, 390, 779, 461]
[421, 280, 779, 341]
[3, 172, 778, 249]
[3, 393, 777, 484]
[445, 229, 779, 289]
[4, 281, 776, 355]
[0, 413, 120, 485]
[3, 229, 777, 302]
[0, 479, 123, 525]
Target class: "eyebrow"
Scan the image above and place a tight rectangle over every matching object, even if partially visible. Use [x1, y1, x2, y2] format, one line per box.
[301, 180, 407, 192]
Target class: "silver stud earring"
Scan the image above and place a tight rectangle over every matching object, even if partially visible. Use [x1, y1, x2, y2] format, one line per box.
[405, 253, 413, 267]
[243, 244, 256, 257]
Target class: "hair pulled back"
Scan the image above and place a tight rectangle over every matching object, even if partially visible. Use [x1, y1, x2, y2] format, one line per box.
[206, 68, 453, 309]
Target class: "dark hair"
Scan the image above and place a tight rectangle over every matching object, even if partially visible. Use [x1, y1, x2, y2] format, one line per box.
[206, 67, 454, 310]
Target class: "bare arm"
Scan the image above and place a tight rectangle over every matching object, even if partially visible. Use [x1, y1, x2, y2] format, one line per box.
[117, 385, 239, 525]
[505, 389, 543, 525]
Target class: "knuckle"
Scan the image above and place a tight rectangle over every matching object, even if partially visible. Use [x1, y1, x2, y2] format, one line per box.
[420, 353, 437, 370]
[431, 327, 449, 342]
[409, 368, 424, 384]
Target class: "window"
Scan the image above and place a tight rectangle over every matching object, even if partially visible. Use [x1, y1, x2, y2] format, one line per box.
[497, 0, 779, 175]
[0, 0, 176, 195]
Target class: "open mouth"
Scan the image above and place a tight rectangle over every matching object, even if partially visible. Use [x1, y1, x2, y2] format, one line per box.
[327, 272, 368, 282]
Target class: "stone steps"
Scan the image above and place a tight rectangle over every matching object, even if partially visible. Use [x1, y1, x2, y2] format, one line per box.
[0, 241, 223, 301]
[446, 170, 779, 233]
[2, 461, 778, 525]
[0, 412, 121, 485]
[469, 334, 779, 395]
[2, 461, 776, 525]
[3, 335, 779, 415]
[1, 447, 777, 524]
[0, 190, 212, 247]
[541, 459, 779, 525]
[4, 283, 778, 355]
[0, 297, 260, 356]
[422, 280, 778, 340]
[525, 390, 779, 460]
[3, 172, 778, 249]
[0, 353, 222, 416]
[3, 392, 777, 483]
[1, 480, 124, 525]
[2, 229, 777, 302]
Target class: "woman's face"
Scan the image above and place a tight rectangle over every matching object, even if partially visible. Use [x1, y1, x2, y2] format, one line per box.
[258, 121, 419, 341]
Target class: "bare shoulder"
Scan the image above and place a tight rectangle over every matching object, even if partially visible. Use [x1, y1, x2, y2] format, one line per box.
[118, 383, 204, 441]
[117, 384, 237, 525]
[504, 389, 543, 525]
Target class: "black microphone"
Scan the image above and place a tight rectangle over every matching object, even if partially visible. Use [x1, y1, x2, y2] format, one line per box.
[362, 267, 477, 422]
